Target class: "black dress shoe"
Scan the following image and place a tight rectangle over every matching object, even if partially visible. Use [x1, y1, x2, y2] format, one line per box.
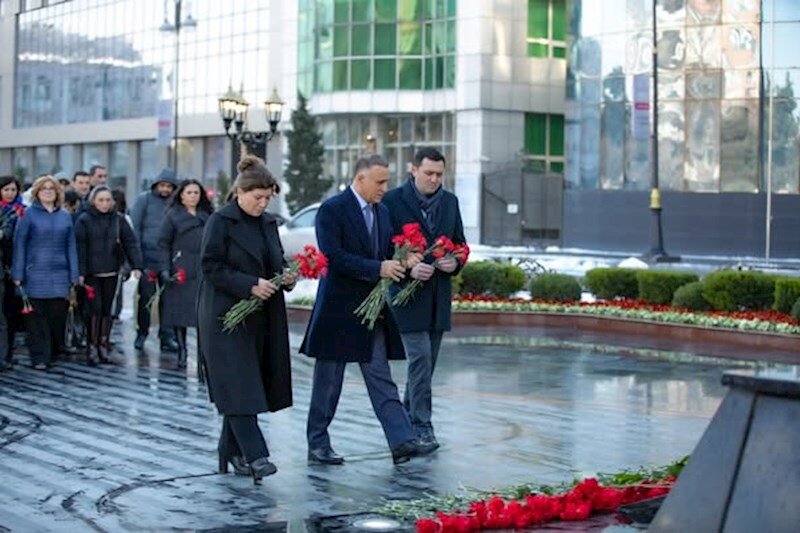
[391, 438, 439, 465]
[250, 457, 278, 484]
[307, 448, 345, 465]
[160, 338, 179, 352]
[134, 333, 146, 350]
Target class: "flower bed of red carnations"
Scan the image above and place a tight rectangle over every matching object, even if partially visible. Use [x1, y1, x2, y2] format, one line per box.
[452, 294, 800, 335]
[376, 459, 687, 532]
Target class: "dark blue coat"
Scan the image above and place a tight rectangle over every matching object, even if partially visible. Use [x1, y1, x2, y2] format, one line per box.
[12, 202, 79, 299]
[300, 188, 405, 363]
[383, 180, 465, 332]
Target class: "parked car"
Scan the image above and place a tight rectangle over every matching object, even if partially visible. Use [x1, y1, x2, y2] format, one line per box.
[278, 203, 320, 259]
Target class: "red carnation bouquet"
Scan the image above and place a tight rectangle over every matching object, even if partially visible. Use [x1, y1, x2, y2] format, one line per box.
[354, 222, 427, 330]
[222, 245, 328, 333]
[19, 286, 34, 315]
[145, 268, 187, 311]
[0, 200, 24, 234]
[391, 236, 470, 307]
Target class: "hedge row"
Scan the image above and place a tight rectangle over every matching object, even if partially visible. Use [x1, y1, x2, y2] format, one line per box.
[455, 263, 800, 313]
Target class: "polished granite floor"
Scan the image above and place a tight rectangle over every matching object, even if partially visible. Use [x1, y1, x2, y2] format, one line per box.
[0, 307, 790, 531]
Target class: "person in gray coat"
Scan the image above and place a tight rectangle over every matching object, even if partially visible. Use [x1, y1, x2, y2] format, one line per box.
[158, 179, 212, 369]
[130, 168, 177, 351]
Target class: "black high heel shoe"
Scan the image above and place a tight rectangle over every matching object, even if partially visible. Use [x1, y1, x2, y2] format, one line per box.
[250, 457, 277, 485]
[217, 452, 251, 476]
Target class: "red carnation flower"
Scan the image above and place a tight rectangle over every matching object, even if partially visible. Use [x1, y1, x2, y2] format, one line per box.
[175, 268, 187, 284]
[147, 270, 158, 283]
[85, 286, 96, 300]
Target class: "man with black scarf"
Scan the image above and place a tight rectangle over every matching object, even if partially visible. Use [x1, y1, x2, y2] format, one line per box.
[383, 147, 466, 450]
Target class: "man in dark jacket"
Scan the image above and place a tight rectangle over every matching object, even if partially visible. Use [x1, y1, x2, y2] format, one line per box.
[383, 147, 466, 450]
[300, 153, 437, 466]
[130, 168, 178, 351]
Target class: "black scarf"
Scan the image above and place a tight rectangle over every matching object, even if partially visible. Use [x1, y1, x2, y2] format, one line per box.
[410, 177, 444, 234]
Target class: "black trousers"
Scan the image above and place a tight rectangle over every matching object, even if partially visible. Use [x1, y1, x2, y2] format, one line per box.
[25, 298, 67, 365]
[86, 276, 118, 317]
[136, 276, 171, 339]
[218, 415, 269, 463]
[0, 281, 9, 363]
[3, 279, 22, 358]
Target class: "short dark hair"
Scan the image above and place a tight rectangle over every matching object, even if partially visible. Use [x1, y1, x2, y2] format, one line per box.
[64, 190, 81, 206]
[89, 165, 106, 176]
[353, 153, 389, 177]
[72, 171, 89, 181]
[111, 189, 127, 213]
[413, 147, 446, 167]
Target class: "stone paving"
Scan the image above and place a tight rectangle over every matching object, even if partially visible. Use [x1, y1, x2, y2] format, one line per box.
[0, 298, 787, 531]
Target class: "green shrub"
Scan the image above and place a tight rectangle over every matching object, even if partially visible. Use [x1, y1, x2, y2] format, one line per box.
[791, 297, 800, 322]
[492, 263, 527, 297]
[584, 268, 639, 300]
[672, 281, 711, 311]
[451, 272, 463, 296]
[773, 277, 800, 313]
[529, 273, 582, 302]
[701, 270, 776, 311]
[459, 261, 497, 295]
[636, 270, 699, 305]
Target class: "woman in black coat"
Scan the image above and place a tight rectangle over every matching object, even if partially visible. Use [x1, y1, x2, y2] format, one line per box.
[197, 156, 296, 484]
[158, 179, 212, 369]
[75, 186, 143, 365]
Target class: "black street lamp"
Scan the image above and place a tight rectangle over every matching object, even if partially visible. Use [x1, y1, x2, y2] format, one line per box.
[646, 0, 680, 263]
[218, 85, 284, 178]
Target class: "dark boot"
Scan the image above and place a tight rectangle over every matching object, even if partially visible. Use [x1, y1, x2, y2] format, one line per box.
[175, 327, 187, 369]
[98, 317, 113, 364]
[87, 316, 100, 366]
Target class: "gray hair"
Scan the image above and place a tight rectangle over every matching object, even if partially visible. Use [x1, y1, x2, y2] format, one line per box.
[353, 153, 389, 177]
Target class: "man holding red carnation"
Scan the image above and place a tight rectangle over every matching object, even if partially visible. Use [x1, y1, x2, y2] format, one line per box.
[383, 147, 466, 449]
[301, 153, 439, 465]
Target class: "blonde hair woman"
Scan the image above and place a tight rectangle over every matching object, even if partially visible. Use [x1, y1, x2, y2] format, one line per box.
[11, 175, 80, 370]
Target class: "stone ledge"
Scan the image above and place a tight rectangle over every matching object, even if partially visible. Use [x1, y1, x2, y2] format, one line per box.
[286, 305, 800, 362]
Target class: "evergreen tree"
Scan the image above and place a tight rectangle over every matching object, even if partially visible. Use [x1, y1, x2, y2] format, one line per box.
[285, 93, 331, 213]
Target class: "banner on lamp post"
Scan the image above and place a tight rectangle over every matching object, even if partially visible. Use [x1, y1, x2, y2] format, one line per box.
[156, 99, 174, 147]
[632, 74, 650, 140]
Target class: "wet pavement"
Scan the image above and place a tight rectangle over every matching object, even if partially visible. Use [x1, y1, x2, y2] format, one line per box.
[0, 286, 793, 531]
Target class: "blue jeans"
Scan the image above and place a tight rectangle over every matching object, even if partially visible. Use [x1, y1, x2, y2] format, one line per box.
[401, 330, 444, 434]
[307, 328, 415, 451]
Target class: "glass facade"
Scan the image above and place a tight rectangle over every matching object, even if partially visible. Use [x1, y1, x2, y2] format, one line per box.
[15, 0, 276, 127]
[524, 112, 565, 172]
[298, 0, 457, 95]
[527, 0, 567, 58]
[566, 0, 800, 194]
[319, 113, 455, 187]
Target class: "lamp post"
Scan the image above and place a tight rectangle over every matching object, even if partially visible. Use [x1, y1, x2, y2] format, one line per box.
[160, 0, 197, 171]
[218, 84, 284, 179]
[646, 0, 679, 263]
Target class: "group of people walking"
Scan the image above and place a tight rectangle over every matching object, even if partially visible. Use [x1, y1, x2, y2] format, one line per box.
[0, 165, 214, 372]
[2, 146, 464, 480]
[199, 148, 465, 483]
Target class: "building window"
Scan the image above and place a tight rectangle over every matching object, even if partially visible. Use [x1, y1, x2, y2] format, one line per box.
[524, 113, 564, 173]
[302, 0, 456, 94]
[527, 0, 566, 59]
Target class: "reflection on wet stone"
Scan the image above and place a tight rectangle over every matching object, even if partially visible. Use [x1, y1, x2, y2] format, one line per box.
[1, 321, 793, 530]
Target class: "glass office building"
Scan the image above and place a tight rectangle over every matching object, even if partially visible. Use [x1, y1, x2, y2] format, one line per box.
[563, 0, 800, 257]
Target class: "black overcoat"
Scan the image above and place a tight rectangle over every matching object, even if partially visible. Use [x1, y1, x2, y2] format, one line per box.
[158, 205, 209, 327]
[197, 202, 292, 415]
[383, 180, 465, 332]
[299, 188, 406, 363]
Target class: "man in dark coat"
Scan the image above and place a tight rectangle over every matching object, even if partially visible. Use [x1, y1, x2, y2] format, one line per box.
[383, 147, 466, 449]
[301, 153, 438, 465]
[130, 168, 178, 351]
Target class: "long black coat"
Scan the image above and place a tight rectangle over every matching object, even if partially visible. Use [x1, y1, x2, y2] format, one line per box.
[300, 188, 406, 363]
[158, 205, 210, 327]
[383, 180, 465, 332]
[75, 207, 143, 276]
[197, 202, 292, 415]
